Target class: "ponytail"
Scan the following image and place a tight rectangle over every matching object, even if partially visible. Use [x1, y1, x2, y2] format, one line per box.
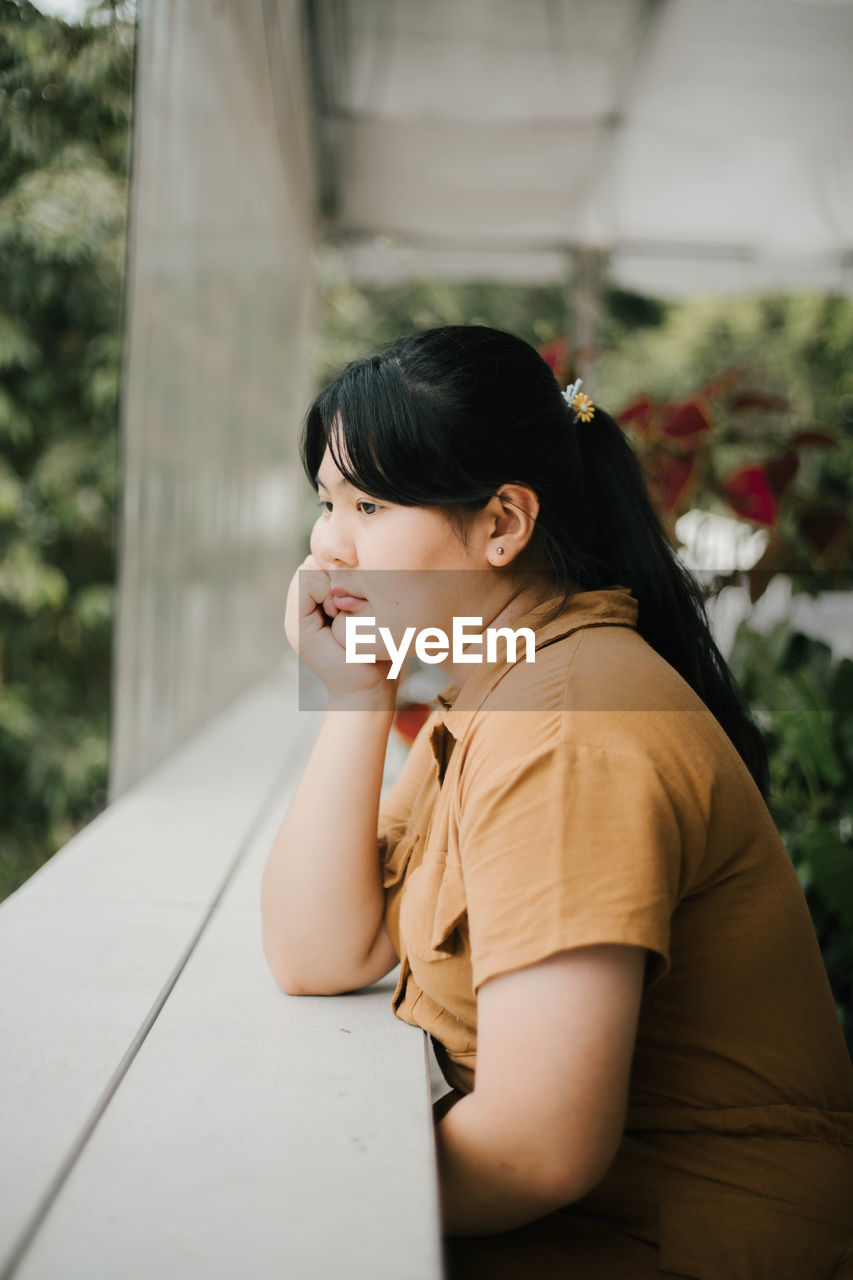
[539, 406, 771, 799]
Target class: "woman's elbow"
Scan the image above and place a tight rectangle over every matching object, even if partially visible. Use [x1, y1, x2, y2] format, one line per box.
[266, 960, 334, 997]
[271, 967, 313, 997]
[261, 929, 311, 996]
[264, 955, 303, 996]
[261, 938, 358, 997]
[549, 1133, 622, 1207]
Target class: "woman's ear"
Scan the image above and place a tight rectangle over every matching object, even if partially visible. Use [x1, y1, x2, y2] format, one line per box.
[484, 484, 540, 565]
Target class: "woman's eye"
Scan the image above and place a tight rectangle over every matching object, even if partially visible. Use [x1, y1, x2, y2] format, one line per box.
[315, 498, 379, 515]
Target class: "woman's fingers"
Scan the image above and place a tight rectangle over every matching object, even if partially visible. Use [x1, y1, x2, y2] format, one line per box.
[301, 554, 341, 623]
[286, 561, 332, 649]
[283, 556, 396, 698]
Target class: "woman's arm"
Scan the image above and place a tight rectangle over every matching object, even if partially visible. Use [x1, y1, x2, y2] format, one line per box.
[434, 943, 646, 1236]
[260, 685, 399, 995]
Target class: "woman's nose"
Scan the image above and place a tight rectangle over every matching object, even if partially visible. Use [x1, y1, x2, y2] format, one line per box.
[310, 513, 356, 569]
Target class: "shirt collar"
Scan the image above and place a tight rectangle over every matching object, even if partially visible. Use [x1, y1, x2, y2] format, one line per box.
[428, 584, 639, 768]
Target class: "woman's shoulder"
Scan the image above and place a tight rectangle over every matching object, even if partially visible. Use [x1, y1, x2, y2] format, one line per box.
[459, 622, 759, 816]
[469, 622, 709, 740]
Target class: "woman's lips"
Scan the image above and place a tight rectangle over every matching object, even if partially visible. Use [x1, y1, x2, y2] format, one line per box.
[329, 586, 367, 610]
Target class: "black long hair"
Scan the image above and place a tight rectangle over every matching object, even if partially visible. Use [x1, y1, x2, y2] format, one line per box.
[300, 324, 770, 799]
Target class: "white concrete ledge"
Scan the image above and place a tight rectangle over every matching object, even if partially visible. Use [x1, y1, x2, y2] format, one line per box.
[0, 661, 442, 1279]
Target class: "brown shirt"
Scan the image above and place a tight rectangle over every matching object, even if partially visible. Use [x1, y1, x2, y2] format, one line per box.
[378, 586, 853, 1265]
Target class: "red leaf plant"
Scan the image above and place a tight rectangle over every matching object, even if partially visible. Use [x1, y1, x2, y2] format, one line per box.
[539, 339, 847, 594]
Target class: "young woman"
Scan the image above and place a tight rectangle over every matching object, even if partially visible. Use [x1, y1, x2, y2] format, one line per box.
[261, 325, 853, 1278]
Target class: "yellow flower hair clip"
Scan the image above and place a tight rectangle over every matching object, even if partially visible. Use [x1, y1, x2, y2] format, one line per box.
[561, 378, 596, 424]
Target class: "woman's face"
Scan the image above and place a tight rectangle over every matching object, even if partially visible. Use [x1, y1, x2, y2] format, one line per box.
[308, 441, 539, 669]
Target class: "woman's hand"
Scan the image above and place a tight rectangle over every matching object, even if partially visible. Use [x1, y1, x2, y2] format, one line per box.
[284, 554, 397, 701]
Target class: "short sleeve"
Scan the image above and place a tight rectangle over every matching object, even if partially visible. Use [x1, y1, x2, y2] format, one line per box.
[457, 739, 684, 993]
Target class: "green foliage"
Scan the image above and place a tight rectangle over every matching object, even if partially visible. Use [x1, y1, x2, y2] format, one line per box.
[595, 291, 853, 531]
[0, 0, 133, 900]
[728, 620, 853, 1052]
[313, 244, 574, 387]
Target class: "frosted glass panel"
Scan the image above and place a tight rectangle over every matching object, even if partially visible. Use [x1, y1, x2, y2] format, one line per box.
[112, 0, 317, 796]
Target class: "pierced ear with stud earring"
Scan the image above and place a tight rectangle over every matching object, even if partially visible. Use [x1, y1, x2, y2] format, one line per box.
[496, 546, 505, 555]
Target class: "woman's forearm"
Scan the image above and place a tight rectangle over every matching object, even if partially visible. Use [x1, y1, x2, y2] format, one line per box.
[435, 1092, 575, 1237]
[260, 687, 396, 991]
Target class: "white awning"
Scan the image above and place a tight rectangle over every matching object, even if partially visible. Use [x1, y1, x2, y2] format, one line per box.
[307, 0, 853, 294]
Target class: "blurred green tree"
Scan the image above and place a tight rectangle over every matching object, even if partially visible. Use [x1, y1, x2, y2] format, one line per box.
[0, 0, 134, 899]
